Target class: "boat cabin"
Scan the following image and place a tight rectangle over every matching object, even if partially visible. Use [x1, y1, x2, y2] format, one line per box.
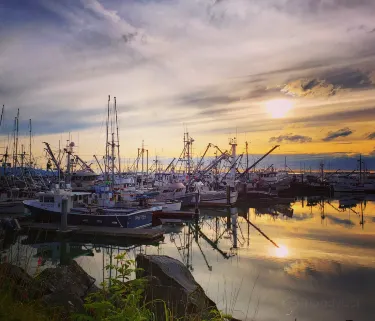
[36, 191, 92, 213]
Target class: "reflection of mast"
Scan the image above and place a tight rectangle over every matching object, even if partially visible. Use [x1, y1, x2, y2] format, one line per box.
[193, 222, 212, 271]
[232, 212, 238, 249]
[320, 198, 325, 222]
[170, 227, 193, 271]
[190, 224, 233, 259]
[360, 200, 365, 229]
[242, 216, 279, 248]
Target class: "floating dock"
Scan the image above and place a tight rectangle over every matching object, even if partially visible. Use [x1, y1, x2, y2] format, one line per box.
[20, 222, 165, 241]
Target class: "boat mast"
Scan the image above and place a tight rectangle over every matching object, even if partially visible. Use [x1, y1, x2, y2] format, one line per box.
[141, 140, 144, 176]
[229, 137, 237, 187]
[114, 97, 121, 173]
[0, 105, 4, 128]
[15, 108, 19, 168]
[111, 132, 115, 189]
[105, 95, 110, 181]
[29, 119, 32, 167]
[66, 141, 73, 185]
[21, 144, 24, 168]
[12, 116, 16, 168]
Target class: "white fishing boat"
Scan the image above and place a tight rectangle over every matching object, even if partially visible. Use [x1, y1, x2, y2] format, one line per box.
[148, 200, 182, 212]
[192, 182, 238, 205]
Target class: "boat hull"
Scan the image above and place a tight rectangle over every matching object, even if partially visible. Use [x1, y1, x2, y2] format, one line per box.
[0, 200, 25, 215]
[24, 203, 157, 228]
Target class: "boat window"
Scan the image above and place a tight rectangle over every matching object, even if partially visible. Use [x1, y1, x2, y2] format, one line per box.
[39, 196, 44, 202]
[162, 190, 168, 193]
[44, 196, 54, 203]
[74, 195, 78, 201]
[79, 195, 82, 201]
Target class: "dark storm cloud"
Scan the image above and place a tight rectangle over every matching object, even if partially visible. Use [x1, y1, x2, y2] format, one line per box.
[269, 134, 312, 144]
[323, 128, 353, 141]
[366, 132, 375, 139]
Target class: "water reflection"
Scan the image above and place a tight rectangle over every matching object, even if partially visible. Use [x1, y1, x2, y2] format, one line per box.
[1, 196, 375, 320]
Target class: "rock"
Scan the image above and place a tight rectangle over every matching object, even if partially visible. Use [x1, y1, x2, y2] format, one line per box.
[136, 254, 219, 320]
[36, 259, 96, 297]
[35, 259, 98, 312]
[0, 262, 43, 299]
[42, 289, 85, 316]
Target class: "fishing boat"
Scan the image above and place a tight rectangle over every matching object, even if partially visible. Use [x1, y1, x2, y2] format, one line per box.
[23, 185, 162, 228]
[153, 182, 196, 206]
[192, 181, 238, 205]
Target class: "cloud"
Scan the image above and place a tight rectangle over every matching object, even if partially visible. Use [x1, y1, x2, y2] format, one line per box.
[1, 0, 375, 156]
[367, 132, 375, 139]
[281, 78, 340, 97]
[269, 134, 312, 143]
[323, 128, 353, 141]
[281, 68, 375, 97]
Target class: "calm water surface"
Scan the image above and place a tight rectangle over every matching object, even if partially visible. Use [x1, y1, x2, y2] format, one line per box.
[2, 196, 375, 321]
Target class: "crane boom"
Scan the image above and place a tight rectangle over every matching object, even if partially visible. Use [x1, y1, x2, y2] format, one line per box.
[239, 145, 280, 178]
[43, 142, 61, 172]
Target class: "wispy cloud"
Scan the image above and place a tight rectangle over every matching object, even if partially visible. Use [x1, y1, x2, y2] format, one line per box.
[367, 132, 375, 139]
[269, 134, 312, 144]
[323, 128, 353, 141]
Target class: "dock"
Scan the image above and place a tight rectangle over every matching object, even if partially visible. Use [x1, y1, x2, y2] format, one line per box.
[20, 222, 165, 241]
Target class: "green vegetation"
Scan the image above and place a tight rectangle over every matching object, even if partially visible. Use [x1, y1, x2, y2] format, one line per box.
[0, 289, 58, 321]
[0, 253, 233, 321]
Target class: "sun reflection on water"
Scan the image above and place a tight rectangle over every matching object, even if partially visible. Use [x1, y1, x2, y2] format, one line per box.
[274, 245, 289, 258]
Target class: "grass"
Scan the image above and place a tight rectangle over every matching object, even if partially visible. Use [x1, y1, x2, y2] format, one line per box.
[0, 288, 59, 321]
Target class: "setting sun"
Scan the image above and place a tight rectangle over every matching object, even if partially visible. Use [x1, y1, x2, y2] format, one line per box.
[265, 99, 294, 118]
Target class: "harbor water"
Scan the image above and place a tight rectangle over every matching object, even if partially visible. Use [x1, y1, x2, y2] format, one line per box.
[1, 196, 375, 321]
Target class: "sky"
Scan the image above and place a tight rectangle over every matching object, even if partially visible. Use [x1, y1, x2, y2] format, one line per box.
[1, 0, 375, 170]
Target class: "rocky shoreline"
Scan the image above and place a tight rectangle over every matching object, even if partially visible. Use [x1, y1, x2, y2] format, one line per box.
[0, 255, 242, 321]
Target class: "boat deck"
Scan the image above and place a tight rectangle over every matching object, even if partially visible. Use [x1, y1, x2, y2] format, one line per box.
[20, 222, 164, 240]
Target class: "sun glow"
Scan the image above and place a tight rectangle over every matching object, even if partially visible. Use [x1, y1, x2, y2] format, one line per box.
[265, 99, 294, 118]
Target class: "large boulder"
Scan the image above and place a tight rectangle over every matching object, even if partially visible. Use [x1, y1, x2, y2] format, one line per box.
[136, 254, 219, 320]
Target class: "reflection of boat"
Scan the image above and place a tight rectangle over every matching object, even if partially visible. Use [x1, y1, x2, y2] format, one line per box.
[254, 204, 293, 218]
[31, 242, 94, 264]
[338, 197, 359, 209]
[306, 196, 321, 207]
